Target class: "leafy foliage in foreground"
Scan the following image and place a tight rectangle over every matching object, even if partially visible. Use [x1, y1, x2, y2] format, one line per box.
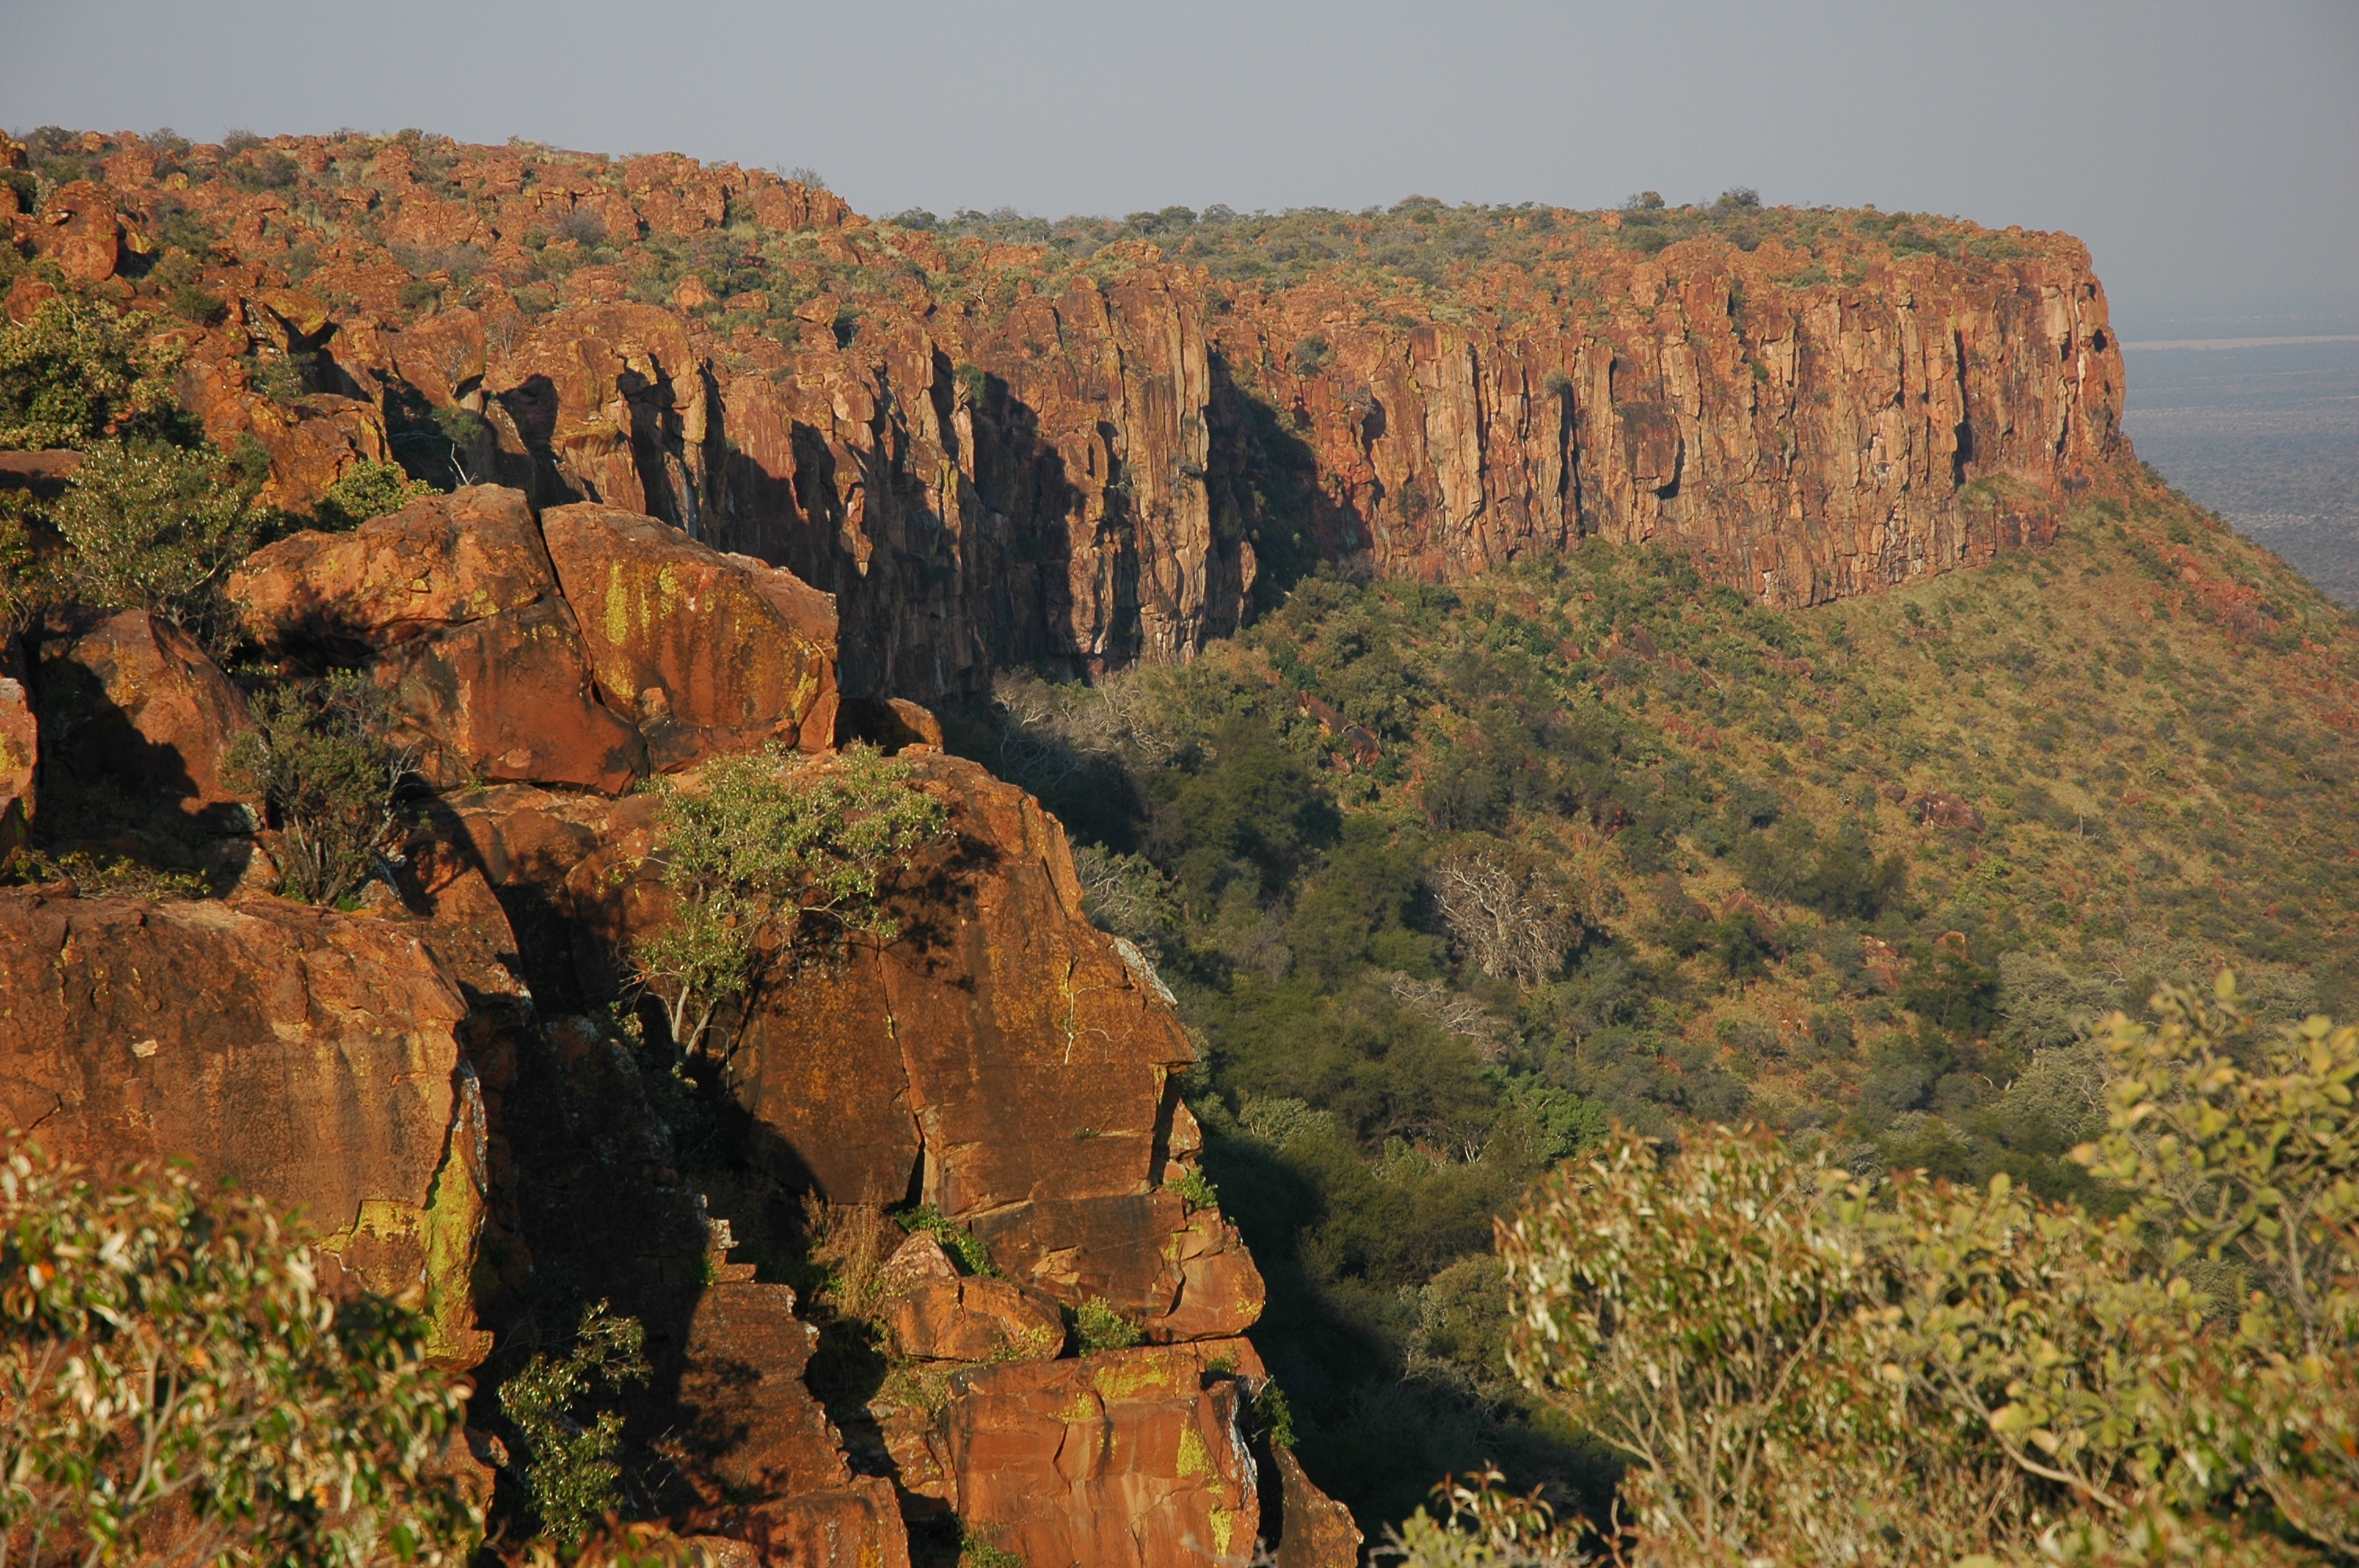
[1470, 976, 2357, 1565]
[0, 1142, 478, 1566]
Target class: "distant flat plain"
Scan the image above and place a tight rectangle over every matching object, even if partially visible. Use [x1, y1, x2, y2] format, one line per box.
[2121, 326, 2359, 608]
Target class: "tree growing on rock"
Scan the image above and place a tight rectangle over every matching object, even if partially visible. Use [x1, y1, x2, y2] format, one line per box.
[0, 1141, 478, 1566]
[629, 743, 951, 1057]
[224, 670, 418, 908]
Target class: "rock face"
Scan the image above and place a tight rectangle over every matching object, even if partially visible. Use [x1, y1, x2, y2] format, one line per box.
[0, 889, 489, 1360]
[0, 637, 35, 860]
[30, 607, 256, 830]
[922, 1341, 1270, 1568]
[228, 485, 841, 793]
[448, 747, 1268, 1345]
[231, 485, 648, 791]
[674, 1277, 912, 1568]
[540, 503, 838, 768]
[37, 131, 2135, 701]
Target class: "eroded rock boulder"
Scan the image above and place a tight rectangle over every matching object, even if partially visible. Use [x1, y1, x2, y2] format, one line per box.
[926, 1341, 1263, 1568]
[540, 503, 837, 769]
[31, 607, 256, 831]
[0, 889, 489, 1361]
[230, 485, 645, 792]
[885, 1273, 1066, 1364]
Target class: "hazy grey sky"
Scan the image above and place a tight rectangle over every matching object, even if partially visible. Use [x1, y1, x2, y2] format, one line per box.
[5, 0, 2353, 333]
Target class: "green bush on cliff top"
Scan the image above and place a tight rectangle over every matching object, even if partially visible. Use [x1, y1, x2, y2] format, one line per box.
[628, 742, 951, 1057]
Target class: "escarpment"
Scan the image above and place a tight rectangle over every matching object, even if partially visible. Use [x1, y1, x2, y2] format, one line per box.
[8, 129, 2130, 699]
[0, 481, 1353, 1566]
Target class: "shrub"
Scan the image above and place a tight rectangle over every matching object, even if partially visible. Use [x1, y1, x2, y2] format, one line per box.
[0, 297, 187, 450]
[496, 1301, 649, 1548]
[224, 671, 417, 906]
[1069, 1298, 1143, 1355]
[893, 1203, 996, 1276]
[49, 439, 260, 630]
[629, 743, 949, 1055]
[0, 1141, 478, 1566]
[311, 459, 433, 532]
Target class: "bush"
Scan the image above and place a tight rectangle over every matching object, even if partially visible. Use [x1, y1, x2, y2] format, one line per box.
[49, 439, 260, 630]
[0, 297, 188, 450]
[894, 1203, 996, 1276]
[1486, 971, 2359, 1563]
[630, 743, 950, 1056]
[0, 1141, 478, 1565]
[1069, 1298, 1143, 1355]
[225, 671, 417, 906]
[496, 1301, 649, 1548]
[312, 459, 433, 532]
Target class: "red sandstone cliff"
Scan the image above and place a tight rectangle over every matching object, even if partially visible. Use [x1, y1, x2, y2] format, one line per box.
[0, 474, 1351, 1565]
[8, 130, 2129, 699]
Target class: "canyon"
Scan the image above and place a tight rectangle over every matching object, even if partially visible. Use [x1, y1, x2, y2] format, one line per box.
[0, 126, 2165, 1563]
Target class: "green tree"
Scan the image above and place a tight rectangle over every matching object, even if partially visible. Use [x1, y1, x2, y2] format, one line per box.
[495, 1301, 649, 1548]
[224, 671, 417, 907]
[0, 1140, 478, 1567]
[629, 743, 951, 1056]
[50, 439, 260, 629]
[311, 459, 433, 532]
[0, 296, 188, 451]
[1469, 975, 2359, 1565]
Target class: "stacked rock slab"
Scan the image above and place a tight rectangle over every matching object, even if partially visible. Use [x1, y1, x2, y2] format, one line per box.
[31, 606, 257, 830]
[231, 485, 645, 791]
[229, 486, 841, 793]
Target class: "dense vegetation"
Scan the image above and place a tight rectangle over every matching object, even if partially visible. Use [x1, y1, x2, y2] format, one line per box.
[0, 296, 427, 900]
[947, 480, 2359, 1530]
[1400, 979, 2356, 1565]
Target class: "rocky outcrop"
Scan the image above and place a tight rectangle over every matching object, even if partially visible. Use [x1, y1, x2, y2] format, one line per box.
[229, 485, 841, 791]
[445, 747, 1266, 1344]
[33, 131, 2134, 702]
[231, 485, 646, 791]
[0, 889, 489, 1360]
[918, 1340, 1271, 1568]
[540, 503, 837, 768]
[30, 607, 256, 830]
[674, 1276, 912, 1568]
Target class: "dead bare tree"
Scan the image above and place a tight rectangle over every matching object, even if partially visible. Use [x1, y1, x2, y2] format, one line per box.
[1431, 850, 1567, 988]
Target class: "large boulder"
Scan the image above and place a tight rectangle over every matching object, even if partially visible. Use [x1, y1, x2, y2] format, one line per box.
[30, 607, 256, 831]
[229, 485, 645, 793]
[0, 889, 489, 1362]
[925, 1341, 1264, 1568]
[540, 503, 838, 770]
